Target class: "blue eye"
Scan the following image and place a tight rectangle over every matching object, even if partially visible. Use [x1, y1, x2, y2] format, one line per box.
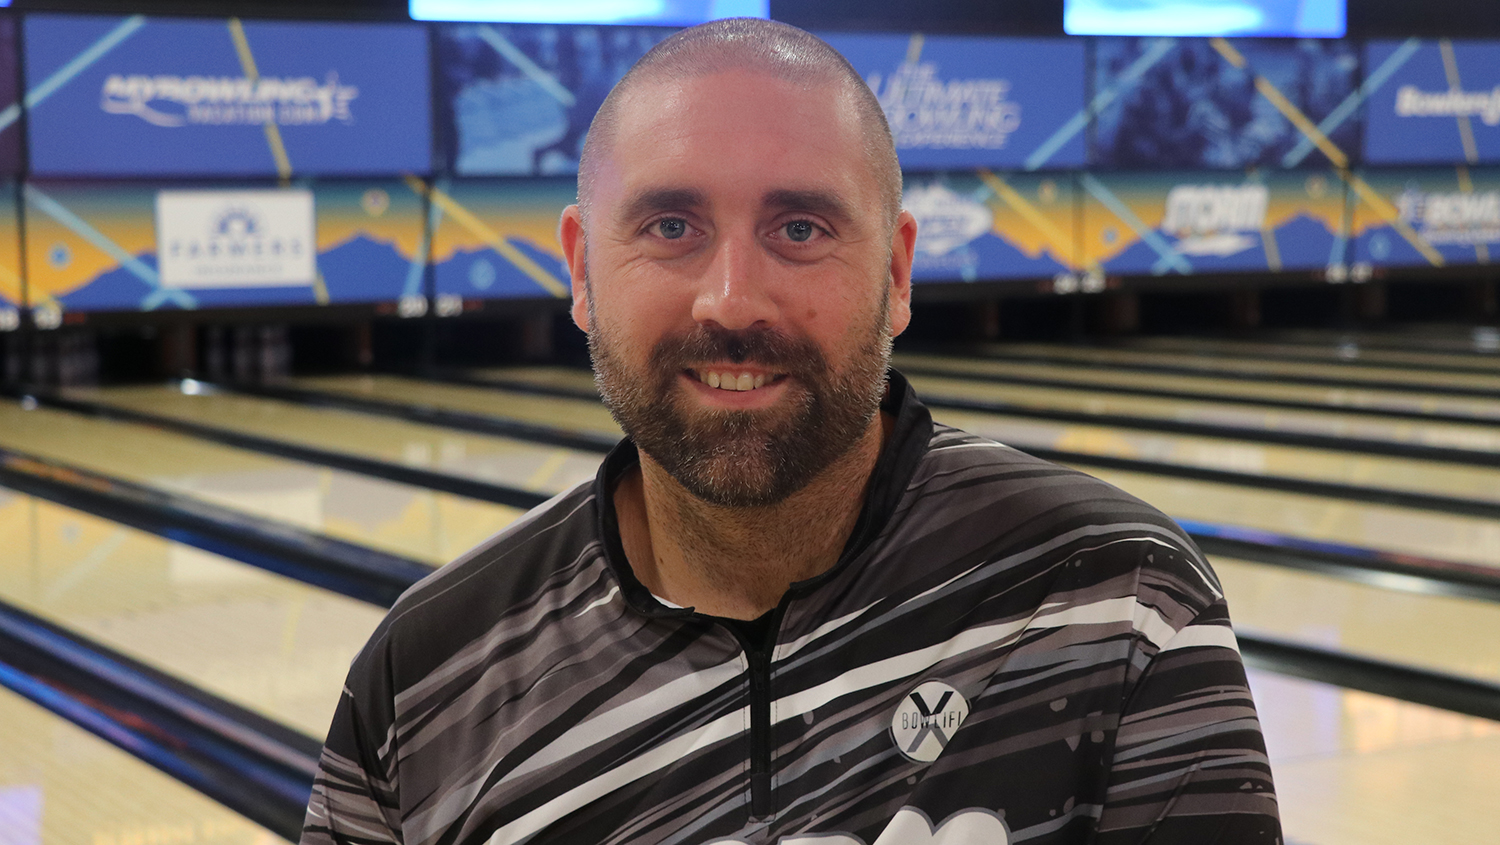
[656, 218, 688, 239]
[785, 220, 815, 242]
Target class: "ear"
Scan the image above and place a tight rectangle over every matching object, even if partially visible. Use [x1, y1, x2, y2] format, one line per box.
[886, 210, 917, 337]
[559, 204, 589, 332]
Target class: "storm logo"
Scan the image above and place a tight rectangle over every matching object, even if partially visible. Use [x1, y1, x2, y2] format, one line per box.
[1161, 184, 1268, 257]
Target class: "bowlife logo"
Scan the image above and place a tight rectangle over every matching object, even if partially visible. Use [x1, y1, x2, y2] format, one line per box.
[101, 73, 359, 128]
[868, 61, 1022, 150]
[1394, 85, 1500, 127]
[1161, 183, 1268, 257]
[156, 189, 316, 288]
[1396, 187, 1500, 245]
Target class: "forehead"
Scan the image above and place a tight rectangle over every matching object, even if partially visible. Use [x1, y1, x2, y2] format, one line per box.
[596, 68, 877, 221]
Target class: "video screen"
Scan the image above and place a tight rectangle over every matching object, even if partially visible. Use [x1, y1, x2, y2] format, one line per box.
[1064, 0, 1345, 38]
[412, 0, 765, 25]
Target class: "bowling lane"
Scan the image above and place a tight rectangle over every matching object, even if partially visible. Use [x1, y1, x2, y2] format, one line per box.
[80, 383, 602, 497]
[894, 351, 1500, 423]
[0, 398, 524, 566]
[1072, 466, 1500, 569]
[0, 684, 278, 845]
[0, 487, 384, 737]
[1217, 560, 1500, 683]
[1248, 668, 1500, 845]
[1124, 335, 1500, 373]
[931, 406, 1500, 505]
[295, 374, 622, 439]
[956, 342, 1500, 392]
[903, 370, 1500, 454]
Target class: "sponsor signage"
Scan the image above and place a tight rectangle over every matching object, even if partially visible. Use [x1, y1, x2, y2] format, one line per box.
[1092, 37, 1360, 170]
[1351, 167, 1500, 269]
[25, 15, 431, 177]
[435, 23, 674, 176]
[820, 33, 1087, 171]
[429, 178, 573, 305]
[25, 179, 425, 314]
[904, 171, 1076, 283]
[1080, 170, 1347, 275]
[156, 190, 316, 288]
[1363, 40, 1500, 165]
[0, 182, 18, 328]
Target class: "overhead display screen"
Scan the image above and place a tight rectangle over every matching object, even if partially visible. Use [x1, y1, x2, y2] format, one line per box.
[904, 171, 1076, 283]
[1092, 37, 1360, 170]
[24, 15, 432, 177]
[412, 0, 765, 24]
[819, 33, 1088, 172]
[435, 23, 673, 176]
[23, 180, 426, 316]
[0, 18, 19, 176]
[1079, 170, 1348, 276]
[1065, 0, 1345, 38]
[1362, 39, 1500, 166]
[1351, 167, 1500, 269]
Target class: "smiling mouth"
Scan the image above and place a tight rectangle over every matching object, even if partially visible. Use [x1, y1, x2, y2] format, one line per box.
[688, 368, 786, 392]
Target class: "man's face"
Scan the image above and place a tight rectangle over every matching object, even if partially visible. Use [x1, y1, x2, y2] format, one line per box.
[563, 69, 916, 507]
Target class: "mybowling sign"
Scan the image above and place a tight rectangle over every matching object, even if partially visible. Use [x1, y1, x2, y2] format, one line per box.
[25, 15, 431, 177]
[818, 33, 1088, 171]
[1363, 40, 1500, 165]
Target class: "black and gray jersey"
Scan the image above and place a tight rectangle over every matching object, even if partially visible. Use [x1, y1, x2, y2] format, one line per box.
[301, 371, 1280, 845]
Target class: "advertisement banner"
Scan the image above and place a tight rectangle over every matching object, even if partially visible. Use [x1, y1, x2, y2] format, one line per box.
[24, 179, 427, 315]
[435, 23, 675, 176]
[25, 15, 431, 177]
[1080, 169, 1347, 275]
[429, 178, 574, 302]
[0, 183, 20, 331]
[156, 190, 316, 288]
[1350, 167, 1499, 269]
[819, 33, 1088, 171]
[904, 171, 1076, 283]
[1092, 37, 1360, 170]
[1362, 39, 1500, 165]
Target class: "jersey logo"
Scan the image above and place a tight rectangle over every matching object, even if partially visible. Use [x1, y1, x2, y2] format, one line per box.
[891, 681, 970, 763]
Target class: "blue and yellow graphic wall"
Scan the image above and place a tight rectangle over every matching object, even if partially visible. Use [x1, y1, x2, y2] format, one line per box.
[0, 13, 1494, 329]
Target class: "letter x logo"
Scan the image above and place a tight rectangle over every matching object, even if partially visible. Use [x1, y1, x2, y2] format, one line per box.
[904, 689, 954, 754]
[891, 680, 969, 763]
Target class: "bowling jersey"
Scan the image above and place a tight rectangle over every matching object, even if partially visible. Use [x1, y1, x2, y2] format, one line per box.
[301, 371, 1281, 845]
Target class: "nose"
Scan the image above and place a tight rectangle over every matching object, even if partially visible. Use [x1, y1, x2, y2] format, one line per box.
[690, 230, 781, 331]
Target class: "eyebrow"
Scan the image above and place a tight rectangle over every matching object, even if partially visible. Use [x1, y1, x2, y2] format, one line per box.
[762, 189, 854, 225]
[616, 187, 708, 225]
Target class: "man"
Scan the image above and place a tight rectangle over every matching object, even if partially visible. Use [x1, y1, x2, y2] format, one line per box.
[303, 19, 1280, 845]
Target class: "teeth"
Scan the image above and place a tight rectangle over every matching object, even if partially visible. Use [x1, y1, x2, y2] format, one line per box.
[695, 370, 775, 392]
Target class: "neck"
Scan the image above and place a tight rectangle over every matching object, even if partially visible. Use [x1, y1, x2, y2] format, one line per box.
[615, 414, 889, 620]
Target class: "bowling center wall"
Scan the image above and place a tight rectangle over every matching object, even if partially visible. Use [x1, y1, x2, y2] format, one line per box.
[0, 10, 1497, 376]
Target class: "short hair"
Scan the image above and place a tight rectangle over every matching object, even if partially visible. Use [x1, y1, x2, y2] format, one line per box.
[577, 18, 902, 231]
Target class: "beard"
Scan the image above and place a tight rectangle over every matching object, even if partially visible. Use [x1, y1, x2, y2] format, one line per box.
[588, 291, 892, 508]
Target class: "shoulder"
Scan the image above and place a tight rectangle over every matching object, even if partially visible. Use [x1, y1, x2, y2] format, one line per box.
[352, 479, 608, 689]
[898, 422, 1223, 624]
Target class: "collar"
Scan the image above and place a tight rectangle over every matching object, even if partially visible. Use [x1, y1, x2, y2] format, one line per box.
[593, 369, 935, 617]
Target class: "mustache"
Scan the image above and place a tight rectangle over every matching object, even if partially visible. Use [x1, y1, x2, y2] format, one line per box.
[649, 326, 828, 374]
